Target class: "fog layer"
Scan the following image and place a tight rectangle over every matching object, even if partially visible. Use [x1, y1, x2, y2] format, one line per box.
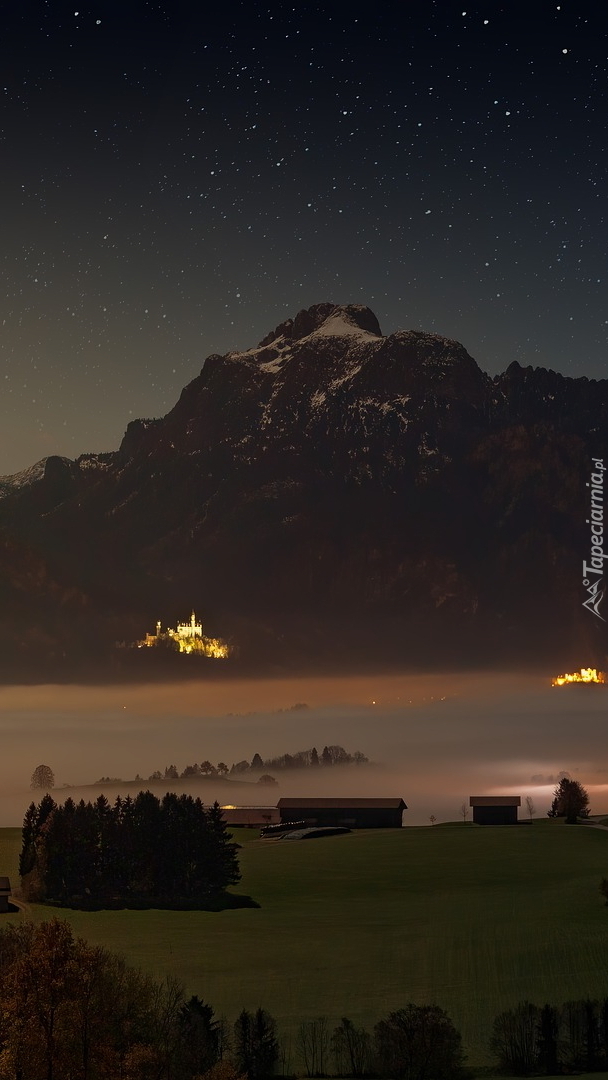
[1, 672, 606, 827]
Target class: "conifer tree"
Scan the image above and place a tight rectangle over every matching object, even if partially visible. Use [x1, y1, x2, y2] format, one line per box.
[178, 996, 221, 1076]
[234, 1008, 279, 1080]
[548, 778, 590, 823]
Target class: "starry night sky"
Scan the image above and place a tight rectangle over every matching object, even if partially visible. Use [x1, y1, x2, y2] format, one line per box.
[1, 0, 607, 474]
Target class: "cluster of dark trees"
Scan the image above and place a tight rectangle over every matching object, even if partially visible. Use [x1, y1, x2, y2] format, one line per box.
[0, 918, 275, 1080]
[492, 998, 608, 1076]
[246, 745, 369, 772]
[283, 1000, 608, 1078]
[163, 746, 370, 778]
[547, 777, 590, 823]
[295, 1007, 465, 1079]
[147, 762, 231, 781]
[20, 792, 241, 907]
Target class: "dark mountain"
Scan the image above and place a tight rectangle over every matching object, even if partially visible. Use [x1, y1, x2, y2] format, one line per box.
[0, 302, 606, 677]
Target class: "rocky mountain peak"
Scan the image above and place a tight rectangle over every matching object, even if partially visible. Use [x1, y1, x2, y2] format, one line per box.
[0, 455, 74, 500]
[257, 303, 382, 348]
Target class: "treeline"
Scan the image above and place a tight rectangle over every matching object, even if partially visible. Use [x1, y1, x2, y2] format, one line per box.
[492, 998, 608, 1076]
[0, 923, 467, 1080]
[256, 745, 369, 772]
[20, 792, 241, 907]
[294, 1008, 464, 1078]
[93, 745, 370, 784]
[162, 746, 369, 780]
[285, 999, 608, 1078]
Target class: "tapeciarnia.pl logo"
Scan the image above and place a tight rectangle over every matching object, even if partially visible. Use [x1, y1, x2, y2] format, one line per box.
[582, 457, 605, 621]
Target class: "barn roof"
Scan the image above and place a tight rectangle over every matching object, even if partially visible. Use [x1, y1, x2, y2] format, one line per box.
[469, 796, 521, 806]
[277, 798, 407, 809]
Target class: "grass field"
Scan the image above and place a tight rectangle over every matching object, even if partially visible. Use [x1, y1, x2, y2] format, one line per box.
[1, 822, 608, 1069]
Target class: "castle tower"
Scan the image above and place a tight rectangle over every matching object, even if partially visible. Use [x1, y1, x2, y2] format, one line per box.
[176, 610, 203, 639]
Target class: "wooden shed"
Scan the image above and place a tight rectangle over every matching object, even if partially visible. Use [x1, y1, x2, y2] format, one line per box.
[0, 877, 11, 913]
[277, 797, 407, 829]
[469, 796, 521, 825]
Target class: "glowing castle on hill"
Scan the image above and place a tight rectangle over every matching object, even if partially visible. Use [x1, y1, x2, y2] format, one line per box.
[551, 667, 606, 686]
[140, 610, 232, 659]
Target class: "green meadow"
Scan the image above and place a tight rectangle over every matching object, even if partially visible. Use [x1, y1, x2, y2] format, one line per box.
[1, 821, 607, 1068]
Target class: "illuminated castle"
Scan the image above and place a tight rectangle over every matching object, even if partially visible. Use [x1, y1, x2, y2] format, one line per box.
[551, 667, 606, 686]
[140, 610, 232, 659]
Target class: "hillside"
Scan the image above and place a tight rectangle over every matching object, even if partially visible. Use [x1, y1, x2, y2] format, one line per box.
[2, 821, 607, 1068]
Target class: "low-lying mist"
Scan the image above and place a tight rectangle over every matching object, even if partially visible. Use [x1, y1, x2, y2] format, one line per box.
[1, 671, 606, 827]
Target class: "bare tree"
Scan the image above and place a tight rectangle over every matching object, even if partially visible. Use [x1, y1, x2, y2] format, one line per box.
[429, 815, 437, 826]
[460, 802, 469, 824]
[278, 1034, 292, 1077]
[297, 1017, 330, 1077]
[331, 1018, 372, 1077]
[491, 1002, 541, 1075]
[216, 1015, 232, 1061]
[525, 795, 536, 819]
[375, 1005, 465, 1080]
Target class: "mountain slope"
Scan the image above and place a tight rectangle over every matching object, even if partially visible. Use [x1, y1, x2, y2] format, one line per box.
[0, 303, 605, 673]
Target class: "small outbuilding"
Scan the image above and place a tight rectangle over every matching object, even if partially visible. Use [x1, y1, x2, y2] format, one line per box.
[0, 877, 11, 913]
[469, 796, 521, 825]
[277, 797, 407, 829]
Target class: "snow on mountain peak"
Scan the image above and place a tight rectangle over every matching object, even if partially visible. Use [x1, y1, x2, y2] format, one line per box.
[0, 456, 73, 499]
[258, 303, 382, 349]
[307, 307, 382, 341]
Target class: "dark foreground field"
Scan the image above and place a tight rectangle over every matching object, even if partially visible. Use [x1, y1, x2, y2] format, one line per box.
[1, 820, 607, 1069]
